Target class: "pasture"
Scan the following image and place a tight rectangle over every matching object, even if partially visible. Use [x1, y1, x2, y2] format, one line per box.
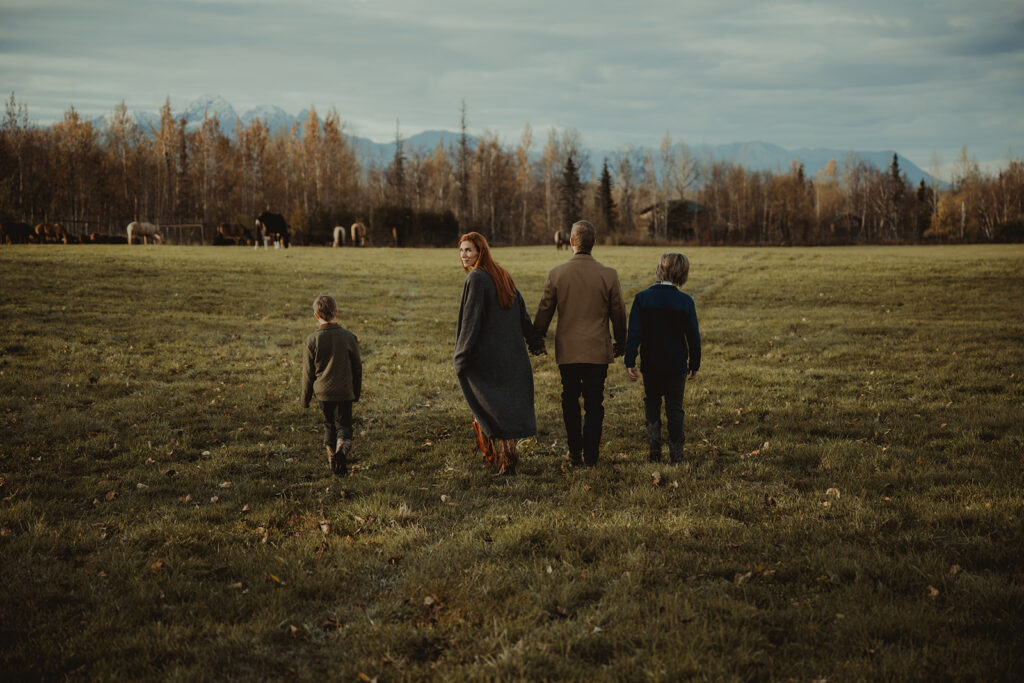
[1, 244, 1022, 680]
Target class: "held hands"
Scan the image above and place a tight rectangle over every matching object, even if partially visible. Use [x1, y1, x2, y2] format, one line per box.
[689, 369, 698, 380]
[626, 366, 638, 382]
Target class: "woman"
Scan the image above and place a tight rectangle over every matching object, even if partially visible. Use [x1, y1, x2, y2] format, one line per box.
[454, 232, 545, 475]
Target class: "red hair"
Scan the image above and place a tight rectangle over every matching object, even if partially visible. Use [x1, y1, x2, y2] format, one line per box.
[459, 232, 516, 309]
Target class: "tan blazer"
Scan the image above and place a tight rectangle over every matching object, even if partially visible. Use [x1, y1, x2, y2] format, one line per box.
[534, 253, 627, 365]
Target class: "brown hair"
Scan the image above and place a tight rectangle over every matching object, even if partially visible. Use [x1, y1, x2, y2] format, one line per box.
[570, 220, 596, 253]
[656, 252, 690, 286]
[459, 232, 517, 309]
[313, 294, 337, 321]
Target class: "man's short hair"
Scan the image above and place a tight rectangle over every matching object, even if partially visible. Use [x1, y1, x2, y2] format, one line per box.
[656, 253, 690, 286]
[570, 220, 596, 253]
[313, 294, 338, 321]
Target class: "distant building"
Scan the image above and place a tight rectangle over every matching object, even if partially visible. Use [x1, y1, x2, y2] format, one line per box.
[636, 199, 707, 241]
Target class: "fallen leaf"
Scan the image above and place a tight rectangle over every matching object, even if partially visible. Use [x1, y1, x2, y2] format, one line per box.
[241, 504, 250, 512]
[136, 483, 148, 489]
[440, 495, 449, 503]
[423, 595, 435, 606]
[826, 487, 840, 499]
[321, 618, 342, 630]
[651, 471, 662, 487]
[387, 555, 402, 565]
[145, 457, 155, 464]
[734, 571, 752, 585]
[927, 585, 940, 599]
[669, 480, 679, 489]
[162, 469, 176, 477]
[268, 573, 285, 585]
[96, 571, 107, 578]
[763, 495, 777, 507]
[820, 501, 831, 508]
[289, 624, 301, 637]
[150, 558, 165, 572]
[219, 481, 232, 489]
[210, 496, 219, 503]
[229, 582, 243, 589]
[105, 490, 117, 501]
[949, 564, 962, 578]
[319, 520, 330, 535]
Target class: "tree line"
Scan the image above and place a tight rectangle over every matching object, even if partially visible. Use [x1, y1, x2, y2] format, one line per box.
[2, 94, 1022, 245]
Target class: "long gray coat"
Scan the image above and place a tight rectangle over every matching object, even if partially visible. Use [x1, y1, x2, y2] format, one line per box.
[454, 268, 541, 440]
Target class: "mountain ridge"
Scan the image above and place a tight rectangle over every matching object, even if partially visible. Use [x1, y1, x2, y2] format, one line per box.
[89, 95, 937, 186]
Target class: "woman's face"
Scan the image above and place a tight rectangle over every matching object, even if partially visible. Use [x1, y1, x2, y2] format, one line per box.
[459, 240, 479, 269]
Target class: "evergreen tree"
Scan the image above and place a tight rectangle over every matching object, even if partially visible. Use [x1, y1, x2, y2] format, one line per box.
[559, 151, 582, 227]
[598, 158, 617, 233]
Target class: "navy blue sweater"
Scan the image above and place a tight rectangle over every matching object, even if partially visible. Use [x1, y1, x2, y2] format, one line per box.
[624, 284, 701, 375]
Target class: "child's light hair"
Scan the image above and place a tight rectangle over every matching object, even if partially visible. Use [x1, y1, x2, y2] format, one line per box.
[656, 253, 690, 286]
[313, 294, 338, 321]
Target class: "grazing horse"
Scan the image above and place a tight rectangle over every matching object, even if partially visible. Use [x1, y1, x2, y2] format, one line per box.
[554, 229, 570, 250]
[35, 223, 67, 244]
[350, 222, 367, 247]
[332, 226, 347, 247]
[1, 222, 34, 244]
[127, 221, 162, 245]
[215, 222, 251, 245]
[254, 211, 290, 248]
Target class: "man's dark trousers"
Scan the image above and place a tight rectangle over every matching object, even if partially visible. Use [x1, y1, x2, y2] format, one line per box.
[643, 371, 686, 447]
[320, 400, 353, 447]
[559, 363, 608, 465]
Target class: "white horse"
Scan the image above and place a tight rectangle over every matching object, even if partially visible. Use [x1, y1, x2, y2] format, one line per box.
[127, 221, 162, 245]
[333, 226, 347, 247]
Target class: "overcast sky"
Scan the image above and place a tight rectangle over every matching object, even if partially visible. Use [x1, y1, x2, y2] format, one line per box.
[1, 0, 1021, 170]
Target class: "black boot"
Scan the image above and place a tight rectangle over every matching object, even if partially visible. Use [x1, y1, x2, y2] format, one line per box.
[668, 437, 684, 464]
[646, 421, 662, 462]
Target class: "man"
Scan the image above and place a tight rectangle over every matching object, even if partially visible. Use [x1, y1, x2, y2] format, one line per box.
[534, 220, 627, 467]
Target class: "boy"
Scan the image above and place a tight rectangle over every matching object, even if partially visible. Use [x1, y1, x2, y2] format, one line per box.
[302, 294, 362, 476]
[623, 253, 701, 463]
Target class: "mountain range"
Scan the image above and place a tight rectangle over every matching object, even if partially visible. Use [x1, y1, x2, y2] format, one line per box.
[95, 95, 936, 186]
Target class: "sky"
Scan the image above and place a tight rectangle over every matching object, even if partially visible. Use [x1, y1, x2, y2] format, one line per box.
[1, 0, 1022, 174]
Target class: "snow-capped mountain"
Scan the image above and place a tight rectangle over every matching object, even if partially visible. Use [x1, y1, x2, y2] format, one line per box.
[93, 96, 936, 185]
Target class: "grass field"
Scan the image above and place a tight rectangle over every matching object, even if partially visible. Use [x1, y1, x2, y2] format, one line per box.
[1, 243, 1022, 681]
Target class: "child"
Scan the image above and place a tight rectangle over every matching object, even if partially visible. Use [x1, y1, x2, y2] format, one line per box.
[623, 253, 701, 463]
[302, 294, 362, 476]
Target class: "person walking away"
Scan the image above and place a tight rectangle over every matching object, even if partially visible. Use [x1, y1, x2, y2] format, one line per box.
[534, 220, 627, 467]
[623, 253, 701, 463]
[302, 294, 362, 476]
[454, 232, 545, 475]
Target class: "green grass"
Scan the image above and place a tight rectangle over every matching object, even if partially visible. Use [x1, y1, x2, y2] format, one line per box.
[1, 244, 1022, 681]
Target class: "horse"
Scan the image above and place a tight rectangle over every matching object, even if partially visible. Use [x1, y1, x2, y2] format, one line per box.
[34, 223, 67, 244]
[350, 222, 367, 247]
[554, 229, 570, 250]
[127, 221, 162, 245]
[254, 211, 290, 249]
[215, 222, 251, 245]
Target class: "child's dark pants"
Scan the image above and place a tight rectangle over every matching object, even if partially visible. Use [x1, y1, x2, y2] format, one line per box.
[319, 400, 353, 447]
[643, 371, 686, 446]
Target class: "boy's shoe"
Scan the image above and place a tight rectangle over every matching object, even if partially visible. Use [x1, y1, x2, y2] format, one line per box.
[337, 439, 353, 458]
[326, 445, 340, 474]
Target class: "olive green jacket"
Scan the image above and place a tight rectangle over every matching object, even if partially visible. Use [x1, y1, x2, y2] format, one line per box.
[301, 323, 362, 406]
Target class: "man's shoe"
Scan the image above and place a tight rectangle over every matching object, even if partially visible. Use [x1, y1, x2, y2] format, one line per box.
[326, 445, 340, 474]
[668, 438, 684, 463]
[646, 421, 662, 462]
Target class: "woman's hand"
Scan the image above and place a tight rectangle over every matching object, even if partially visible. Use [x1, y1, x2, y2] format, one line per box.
[626, 366, 638, 382]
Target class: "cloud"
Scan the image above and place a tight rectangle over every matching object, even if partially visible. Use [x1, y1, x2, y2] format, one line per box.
[0, 0, 1020, 164]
